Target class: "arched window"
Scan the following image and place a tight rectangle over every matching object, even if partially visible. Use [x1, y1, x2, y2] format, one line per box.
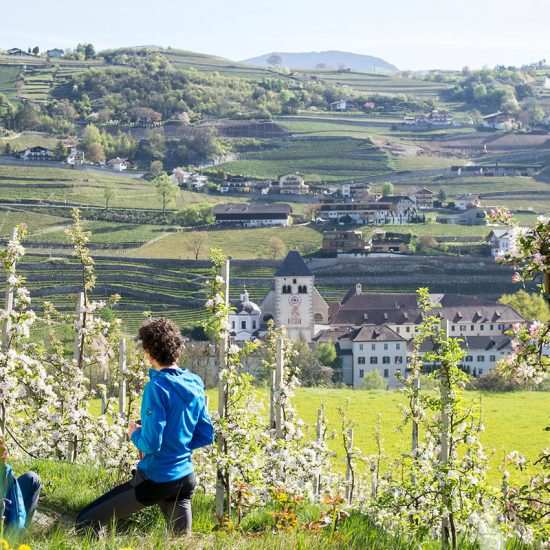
[282, 285, 291, 294]
[298, 285, 307, 294]
[263, 314, 273, 322]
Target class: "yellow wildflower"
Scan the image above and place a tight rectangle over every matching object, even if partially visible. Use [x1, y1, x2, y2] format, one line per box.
[19, 545, 32, 550]
[0, 539, 9, 550]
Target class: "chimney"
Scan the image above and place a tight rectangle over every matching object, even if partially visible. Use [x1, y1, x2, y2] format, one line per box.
[356, 283, 362, 295]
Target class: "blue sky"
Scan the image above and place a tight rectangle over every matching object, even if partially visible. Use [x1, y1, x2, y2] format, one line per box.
[1, 0, 548, 70]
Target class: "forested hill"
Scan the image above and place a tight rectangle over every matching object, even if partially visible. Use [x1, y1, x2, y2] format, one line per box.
[241, 50, 399, 73]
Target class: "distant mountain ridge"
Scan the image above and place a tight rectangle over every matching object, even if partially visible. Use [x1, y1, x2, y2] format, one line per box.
[240, 50, 399, 73]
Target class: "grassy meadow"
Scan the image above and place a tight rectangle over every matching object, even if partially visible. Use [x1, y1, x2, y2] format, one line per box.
[203, 387, 550, 485]
[131, 225, 323, 259]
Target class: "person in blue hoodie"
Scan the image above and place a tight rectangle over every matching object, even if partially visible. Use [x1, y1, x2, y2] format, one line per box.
[76, 318, 214, 533]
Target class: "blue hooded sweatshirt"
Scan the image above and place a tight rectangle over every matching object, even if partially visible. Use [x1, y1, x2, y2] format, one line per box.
[131, 367, 214, 482]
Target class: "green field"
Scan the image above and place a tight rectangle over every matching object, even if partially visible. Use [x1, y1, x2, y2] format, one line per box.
[203, 387, 549, 485]
[217, 137, 390, 180]
[132, 225, 323, 259]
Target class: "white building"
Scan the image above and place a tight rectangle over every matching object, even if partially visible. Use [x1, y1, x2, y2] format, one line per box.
[277, 173, 309, 195]
[229, 288, 262, 341]
[19, 146, 54, 160]
[454, 194, 481, 211]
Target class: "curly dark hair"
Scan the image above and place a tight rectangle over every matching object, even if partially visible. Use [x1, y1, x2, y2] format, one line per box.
[138, 317, 184, 367]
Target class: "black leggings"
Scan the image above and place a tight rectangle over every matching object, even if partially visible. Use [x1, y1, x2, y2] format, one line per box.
[76, 470, 196, 533]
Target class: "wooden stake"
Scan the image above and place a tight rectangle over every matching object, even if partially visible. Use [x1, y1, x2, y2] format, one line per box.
[215, 259, 230, 523]
[345, 427, 354, 504]
[313, 406, 323, 499]
[274, 337, 284, 439]
[269, 368, 276, 429]
[118, 338, 127, 415]
[1, 228, 17, 351]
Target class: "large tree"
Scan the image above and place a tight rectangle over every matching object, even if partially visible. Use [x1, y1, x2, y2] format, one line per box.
[186, 231, 208, 260]
[154, 172, 179, 213]
[499, 289, 550, 322]
[266, 54, 282, 67]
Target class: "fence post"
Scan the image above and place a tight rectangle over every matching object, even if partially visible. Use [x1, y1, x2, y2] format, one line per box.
[313, 406, 323, 500]
[274, 337, 284, 440]
[345, 427, 354, 504]
[269, 368, 276, 429]
[412, 374, 420, 454]
[1, 228, 17, 351]
[69, 292, 84, 463]
[118, 338, 127, 415]
[0, 228, 17, 435]
[215, 259, 230, 523]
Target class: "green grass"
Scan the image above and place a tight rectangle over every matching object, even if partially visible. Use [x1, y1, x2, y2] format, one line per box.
[131, 225, 323, 259]
[0, 132, 60, 150]
[202, 387, 549, 485]
[5, 456, 420, 549]
[217, 137, 390, 180]
[6, 387, 545, 548]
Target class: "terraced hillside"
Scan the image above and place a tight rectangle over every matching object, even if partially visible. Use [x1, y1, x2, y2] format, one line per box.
[14, 252, 524, 337]
[216, 136, 390, 180]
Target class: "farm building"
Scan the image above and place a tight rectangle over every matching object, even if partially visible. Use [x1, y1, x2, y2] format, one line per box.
[370, 231, 412, 254]
[318, 196, 417, 225]
[221, 175, 254, 194]
[436, 206, 487, 226]
[107, 158, 131, 171]
[17, 146, 54, 160]
[321, 230, 369, 256]
[212, 203, 292, 227]
[453, 194, 482, 211]
[482, 112, 518, 130]
[407, 188, 434, 209]
[276, 173, 310, 195]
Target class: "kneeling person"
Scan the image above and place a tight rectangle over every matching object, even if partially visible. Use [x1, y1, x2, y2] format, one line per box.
[76, 318, 214, 533]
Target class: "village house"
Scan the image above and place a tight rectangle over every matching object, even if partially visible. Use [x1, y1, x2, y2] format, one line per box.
[188, 174, 208, 190]
[487, 228, 529, 258]
[7, 48, 30, 57]
[171, 167, 191, 185]
[482, 112, 518, 131]
[453, 194, 482, 211]
[318, 196, 418, 225]
[341, 183, 375, 201]
[276, 173, 310, 195]
[321, 230, 369, 257]
[212, 203, 292, 227]
[46, 48, 64, 58]
[66, 147, 85, 165]
[429, 109, 453, 126]
[436, 206, 487, 226]
[407, 187, 434, 209]
[220, 175, 253, 194]
[330, 99, 359, 112]
[17, 146, 54, 160]
[370, 231, 412, 254]
[107, 157, 131, 171]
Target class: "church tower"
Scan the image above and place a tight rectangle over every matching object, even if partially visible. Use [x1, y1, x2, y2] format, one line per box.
[274, 251, 315, 341]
